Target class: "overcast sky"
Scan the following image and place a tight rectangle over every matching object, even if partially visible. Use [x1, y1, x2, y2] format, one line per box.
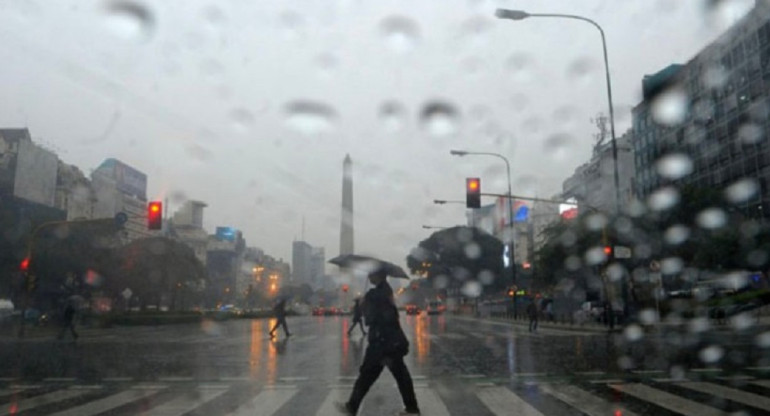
[0, 0, 756, 272]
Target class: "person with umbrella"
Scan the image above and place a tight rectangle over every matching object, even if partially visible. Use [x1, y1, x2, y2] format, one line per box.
[269, 297, 291, 338]
[329, 255, 419, 416]
[347, 298, 366, 337]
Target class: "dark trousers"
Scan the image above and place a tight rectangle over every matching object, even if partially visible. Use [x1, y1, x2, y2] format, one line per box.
[528, 316, 538, 332]
[57, 321, 78, 340]
[347, 344, 419, 414]
[348, 318, 366, 335]
[269, 317, 289, 336]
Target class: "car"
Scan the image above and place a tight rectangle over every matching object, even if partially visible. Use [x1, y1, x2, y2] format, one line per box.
[323, 307, 339, 316]
[426, 301, 445, 315]
[405, 304, 421, 315]
[312, 307, 324, 316]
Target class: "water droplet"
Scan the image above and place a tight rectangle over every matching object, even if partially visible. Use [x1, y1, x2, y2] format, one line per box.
[756, 331, 770, 348]
[725, 178, 759, 203]
[314, 52, 339, 78]
[651, 88, 688, 126]
[696, 207, 727, 229]
[509, 93, 529, 113]
[647, 187, 680, 211]
[469, 105, 492, 127]
[280, 10, 305, 39]
[692, 98, 715, 122]
[702, 64, 729, 89]
[656, 153, 693, 180]
[284, 101, 337, 135]
[688, 317, 710, 333]
[544, 133, 574, 161]
[565, 256, 581, 271]
[169, 190, 187, 204]
[433, 275, 449, 289]
[460, 57, 486, 77]
[746, 249, 767, 267]
[522, 116, 543, 134]
[567, 56, 597, 84]
[699, 345, 724, 363]
[617, 356, 635, 370]
[730, 312, 754, 331]
[664, 225, 690, 245]
[186, 144, 214, 161]
[460, 16, 491, 45]
[702, 0, 754, 32]
[478, 270, 495, 285]
[229, 108, 255, 131]
[199, 58, 225, 77]
[379, 101, 407, 132]
[202, 5, 225, 26]
[661, 257, 684, 274]
[464, 243, 481, 259]
[585, 213, 608, 231]
[639, 308, 658, 325]
[505, 53, 533, 82]
[624, 324, 643, 342]
[607, 264, 625, 282]
[737, 123, 764, 144]
[103, 1, 154, 42]
[461, 280, 482, 298]
[380, 16, 419, 53]
[552, 105, 578, 127]
[419, 101, 460, 137]
[584, 246, 607, 266]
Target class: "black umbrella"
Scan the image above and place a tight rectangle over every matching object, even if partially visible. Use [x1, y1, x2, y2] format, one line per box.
[328, 254, 410, 279]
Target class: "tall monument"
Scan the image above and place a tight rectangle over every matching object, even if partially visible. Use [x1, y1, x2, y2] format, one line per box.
[340, 154, 354, 255]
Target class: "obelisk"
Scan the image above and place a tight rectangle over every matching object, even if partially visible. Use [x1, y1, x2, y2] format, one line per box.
[340, 154, 354, 255]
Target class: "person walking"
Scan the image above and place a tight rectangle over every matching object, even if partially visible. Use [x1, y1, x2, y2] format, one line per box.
[336, 268, 420, 415]
[269, 298, 291, 338]
[526, 299, 539, 333]
[347, 298, 366, 337]
[57, 302, 78, 341]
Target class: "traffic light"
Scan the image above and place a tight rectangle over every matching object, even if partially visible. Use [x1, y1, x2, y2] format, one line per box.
[342, 284, 349, 293]
[148, 201, 162, 230]
[507, 289, 514, 297]
[466, 177, 481, 208]
[26, 274, 37, 293]
[603, 246, 613, 260]
[19, 257, 30, 272]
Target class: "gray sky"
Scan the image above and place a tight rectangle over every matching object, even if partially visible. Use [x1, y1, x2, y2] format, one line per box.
[0, 0, 755, 271]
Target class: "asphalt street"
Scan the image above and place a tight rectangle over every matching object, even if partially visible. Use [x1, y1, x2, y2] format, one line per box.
[0, 314, 768, 415]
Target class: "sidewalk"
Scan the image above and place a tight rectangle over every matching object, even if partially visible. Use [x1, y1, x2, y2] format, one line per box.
[456, 313, 614, 334]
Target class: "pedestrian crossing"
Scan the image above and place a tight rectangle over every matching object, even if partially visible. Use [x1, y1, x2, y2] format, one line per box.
[1, 376, 768, 415]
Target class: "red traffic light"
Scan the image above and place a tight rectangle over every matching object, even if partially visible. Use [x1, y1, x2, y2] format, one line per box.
[466, 177, 481, 209]
[342, 284, 349, 293]
[148, 201, 163, 230]
[603, 246, 613, 256]
[20, 257, 30, 272]
[507, 289, 514, 297]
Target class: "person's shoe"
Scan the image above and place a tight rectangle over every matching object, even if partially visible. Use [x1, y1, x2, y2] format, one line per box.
[285, 332, 292, 337]
[397, 408, 420, 415]
[334, 401, 355, 415]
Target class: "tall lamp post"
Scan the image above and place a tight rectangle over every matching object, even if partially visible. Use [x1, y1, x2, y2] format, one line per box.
[450, 149, 518, 318]
[495, 9, 621, 216]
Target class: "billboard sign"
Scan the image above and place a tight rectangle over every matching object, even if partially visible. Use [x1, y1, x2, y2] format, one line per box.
[216, 226, 237, 241]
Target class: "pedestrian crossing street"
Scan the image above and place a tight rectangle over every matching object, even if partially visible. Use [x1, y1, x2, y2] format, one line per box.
[2, 373, 769, 415]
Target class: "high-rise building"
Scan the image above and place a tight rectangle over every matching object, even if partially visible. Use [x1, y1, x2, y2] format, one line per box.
[91, 158, 152, 241]
[0, 128, 58, 208]
[170, 200, 208, 266]
[292, 240, 313, 285]
[340, 154, 354, 256]
[310, 246, 325, 290]
[55, 161, 96, 221]
[632, 1, 770, 217]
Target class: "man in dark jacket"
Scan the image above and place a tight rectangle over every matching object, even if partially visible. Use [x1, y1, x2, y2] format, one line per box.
[57, 302, 78, 341]
[269, 298, 291, 338]
[337, 269, 420, 415]
[347, 298, 366, 337]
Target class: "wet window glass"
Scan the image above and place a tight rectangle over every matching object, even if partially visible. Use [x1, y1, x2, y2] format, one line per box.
[0, 1, 769, 415]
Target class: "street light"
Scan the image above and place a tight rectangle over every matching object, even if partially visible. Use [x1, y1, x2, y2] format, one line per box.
[450, 149, 517, 317]
[495, 8, 621, 216]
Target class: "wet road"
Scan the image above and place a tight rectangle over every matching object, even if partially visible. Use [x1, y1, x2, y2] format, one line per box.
[0, 314, 768, 415]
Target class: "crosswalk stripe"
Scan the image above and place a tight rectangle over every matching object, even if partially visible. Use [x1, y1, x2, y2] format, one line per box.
[610, 383, 723, 416]
[414, 385, 450, 416]
[0, 386, 31, 397]
[477, 386, 544, 416]
[441, 333, 466, 340]
[143, 385, 227, 416]
[47, 386, 163, 416]
[752, 380, 770, 389]
[679, 381, 770, 409]
[0, 387, 98, 416]
[541, 383, 639, 416]
[228, 386, 297, 416]
[314, 387, 347, 416]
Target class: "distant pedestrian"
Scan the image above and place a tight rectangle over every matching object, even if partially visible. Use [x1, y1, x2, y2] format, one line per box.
[545, 300, 554, 322]
[347, 298, 366, 337]
[526, 299, 538, 333]
[336, 268, 420, 415]
[57, 302, 78, 341]
[269, 298, 291, 338]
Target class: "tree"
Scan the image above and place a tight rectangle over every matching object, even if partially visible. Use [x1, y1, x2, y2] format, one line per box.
[406, 226, 506, 296]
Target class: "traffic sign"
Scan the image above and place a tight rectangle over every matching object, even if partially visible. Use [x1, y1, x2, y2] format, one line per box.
[114, 212, 128, 227]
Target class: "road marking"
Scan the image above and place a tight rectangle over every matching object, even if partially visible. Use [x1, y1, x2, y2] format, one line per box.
[716, 375, 755, 381]
[9, 385, 41, 389]
[314, 387, 348, 416]
[412, 375, 427, 380]
[0, 387, 97, 416]
[441, 333, 467, 340]
[132, 384, 169, 390]
[0, 386, 32, 397]
[746, 366, 770, 371]
[44, 377, 76, 382]
[632, 370, 665, 375]
[679, 381, 770, 409]
[610, 383, 723, 416]
[690, 368, 722, 373]
[336, 376, 357, 381]
[48, 385, 163, 416]
[220, 376, 251, 382]
[515, 372, 547, 377]
[229, 385, 297, 416]
[143, 385, 227, 416]
[652, 378, 689, 383]
[103, 377, 133, 382]
[158, 377, 194, 382]
[475, 382, 496, 387]
[477, 385, 543, 416]
[70, 385, 103, 390]
[0, 378, 15, 382]
[459, 374, 485, 379]
[751, 380, 770, 389]
[280, 376, 309, 382]
[264, 384, 297, 390]
[414, 385, 450, 416]
[541, 383, 639, 416]
[576, 371, 605, 376]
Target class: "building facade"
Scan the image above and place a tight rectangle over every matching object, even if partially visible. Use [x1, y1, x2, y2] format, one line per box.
[632, 1, 770, 217]
[55, 161, 96, 221]
[171, 200, 208, 266]
[91, 158, 153, 242]
[0, 128, 58, 207]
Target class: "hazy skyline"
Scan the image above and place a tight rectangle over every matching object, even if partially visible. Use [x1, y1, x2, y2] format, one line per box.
[0, 0, 756, 270]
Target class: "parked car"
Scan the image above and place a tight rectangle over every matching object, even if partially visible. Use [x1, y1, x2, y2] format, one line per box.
[312, 307, 324, 316]
[405, 304, 421, 315]
[426, 301, 445, 315]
